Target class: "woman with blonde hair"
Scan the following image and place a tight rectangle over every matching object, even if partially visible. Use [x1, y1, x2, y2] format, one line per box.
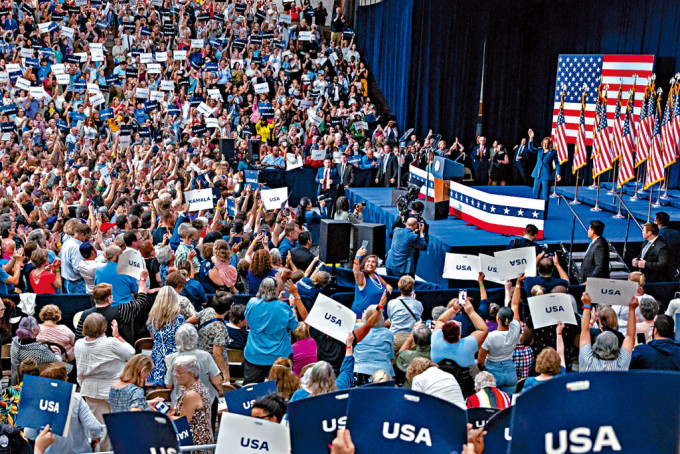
[37, 304, 75, 361]
[267, 357, 300, 401]
[147, 287, 185, 387]
[202, 240, 238, 294]
[109, 354, 164, 412]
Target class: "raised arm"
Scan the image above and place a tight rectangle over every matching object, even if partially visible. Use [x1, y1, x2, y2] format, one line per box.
[478, 272, 487, 301]
[579, 292, 592, 348]
[352, 291, 386, 342]
[621, 297, 639, 353]
[464, 298, 489, 349]
[352, 246, 367, 288]
[556, 322, 566, 368]
[512, 274, 524, 321]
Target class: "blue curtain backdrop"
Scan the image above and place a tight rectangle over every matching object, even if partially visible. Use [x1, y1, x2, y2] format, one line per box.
[356, 0, 680, 187]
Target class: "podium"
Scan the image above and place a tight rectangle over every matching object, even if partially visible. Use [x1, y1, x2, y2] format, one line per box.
[422, 156, 464, 220]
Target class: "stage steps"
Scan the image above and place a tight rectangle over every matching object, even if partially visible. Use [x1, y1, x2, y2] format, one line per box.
[560, 242, 630, 282]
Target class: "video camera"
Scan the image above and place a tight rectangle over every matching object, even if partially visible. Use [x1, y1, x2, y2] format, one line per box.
[395, 184, 425, 224]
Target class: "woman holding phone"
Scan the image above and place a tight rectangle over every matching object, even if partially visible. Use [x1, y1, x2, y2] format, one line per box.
[352, 247, 393, 318]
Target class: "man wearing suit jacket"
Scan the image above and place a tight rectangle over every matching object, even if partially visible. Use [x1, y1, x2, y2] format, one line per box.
[526, 129, 561, 200]
[513, 138, 531, 185]
[376, 145, 399, 187]
[633, 223, 670, 282]
[471, 136, 491, 185]
[655, 211, 680, 279]
[315, 156, 339, 198]
[336, 152, 355, 196]
[579, 220, 610, 283]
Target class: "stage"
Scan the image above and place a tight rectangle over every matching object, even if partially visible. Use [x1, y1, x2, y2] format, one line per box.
[346, 186, 645, 288]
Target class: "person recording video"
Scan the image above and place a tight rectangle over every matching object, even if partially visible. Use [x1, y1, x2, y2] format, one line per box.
[385, 217, 428, 278]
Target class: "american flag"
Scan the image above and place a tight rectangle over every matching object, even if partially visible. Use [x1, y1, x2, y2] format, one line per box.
[673, 85, 680, 154]
[610, 85, 624, 162]
[618, 99, 636, 188]
[593, 93, 613, 178]
[554, 93, 569, 164]
[409, 165, 547, 239]
[552, 55, 654, 145]
[573, 92, 588, 173]
[645, 102, 665, 189]
[661, 88, 677, 168]
[636, 88, 654, 167]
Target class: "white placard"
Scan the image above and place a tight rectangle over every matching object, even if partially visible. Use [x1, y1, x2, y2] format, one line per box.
[139, 53, 154, 64]
[310, 149, 326, 161]
[155, 52, 168, 62]
[254, 82, 269, 94]
[136, 87, 149, 98]
[15, 77, 30, 90]
[585, 278, 638, 306]
[0, 72, 7, 83]
[442, 253, 480, 281]
[6, 64, 20, 72]
[38, 22, 52, 33]
[20, 48, 34, 58]
[87, 83, 100, 92]
[160, 80, 174, 91]
[353, 120, 368, 130]
[205, 117, 219, 128]
[305, 294, 356, 343]
[479, 253, 504, 284]
[89, 92, 105, 106]
[119, 135, 131, 149]
[29, 87, 45, 99]
[494, 246, 537, 281]
[173, 50, 187, 61]
[216, 412, 290, 454]
[74, 52, 88, 62]
[61, 26, 74, 39]
[91, 49, 105, 62]
[184, 189, 214, 211]
[298, 31, 313, 41]
[285, 153, 303, 171]
[116, 248, 145, 280]
[146, 63, 161, 74]
[150, 90, 165, 102]
[207, 89, 222, 100]
[74, 0, 86, 6]
[191, 39, 204, 49]
[89, 42, 103, 50]
[100, 165, 111, 185]
[51, 63, 65, 74]
[56, 73, 70, 85]
[309, 110, 323, 126]
[260, 187, 288, 211]
[1, 133, 10, 141]
[279, 13, 291, 24]
[197, 102, 214, 117]
[528, 293, 577, 329]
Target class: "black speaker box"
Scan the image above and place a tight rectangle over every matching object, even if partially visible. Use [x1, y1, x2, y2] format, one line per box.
[220, 138, 235, 161]
[353, 223, 386, 259]
[422, 200, 449, 220]
[319, 220, 352, 263]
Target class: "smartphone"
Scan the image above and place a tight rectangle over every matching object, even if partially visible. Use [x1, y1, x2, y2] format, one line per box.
[360, 240, 369, 250]
[459, 290, 467, 302]
[637, 333, 646, 345]
[156, 401, 169, 414]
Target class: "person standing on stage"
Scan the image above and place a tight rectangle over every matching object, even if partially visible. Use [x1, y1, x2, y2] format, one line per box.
[471, 136, 491, 185]
[526, 129, 561, 200]
[512, 137, 531, 185]
[579, 220, 610, 284]
[633, 223, 670, 283]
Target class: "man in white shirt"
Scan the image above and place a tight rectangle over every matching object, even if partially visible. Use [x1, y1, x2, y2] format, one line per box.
[60, 223, 90, 293]
[409, 358, 465, 409]
[78, 241, 106, 293]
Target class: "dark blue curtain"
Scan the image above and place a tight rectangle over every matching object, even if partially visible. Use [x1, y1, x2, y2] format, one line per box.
[356, 0, 680, 187]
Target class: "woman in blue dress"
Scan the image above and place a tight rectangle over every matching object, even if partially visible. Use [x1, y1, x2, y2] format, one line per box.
[352, 246, 393, 318]
[146, 287, 185, 387]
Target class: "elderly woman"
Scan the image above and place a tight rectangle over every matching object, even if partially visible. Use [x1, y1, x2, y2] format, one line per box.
[522, 324, 567, 393]
[352, 246, 393, 318]
[75, 313, 134, 452]
[406, 358, 465, 409]
[165, 324, 223, 431]
[175, 226, 201, 271]
[579, 293, 636, 372]
[353, 302, 395, 386]
[147, 287, 186, 387]
[151, 245, 175, 288]
[109, 354, 164, 413]
[465, 371, 511, 409]
[169, 356, 213, 453]
[37, 305, 76, 362]
[243, 278, 307, 384]
[10, 317, 64, 385]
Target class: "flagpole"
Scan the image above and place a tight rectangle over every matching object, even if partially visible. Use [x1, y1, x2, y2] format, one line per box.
[591, 176, 602, 211]
[662, 169, 670, 199]
[653, 182, 662, 207]
[608, 161, 618, 194]
[630, 166, 640, 201]
[551, 177, 558, 198]
[647, 185, 653, 222]
[613, 184, 625, 218]
[571, 168, 581, 204]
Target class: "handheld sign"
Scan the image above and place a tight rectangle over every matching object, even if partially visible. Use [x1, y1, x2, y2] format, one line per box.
[174, 50, 187, 60]
[510, 371, 680, 453]
[260, 187, 288, 211]
[288, 390, 350, 454]
[584, 278, 637, 306]
[172, 416, 194, 447]
[16, 375, 76, 437]
[217, 412, 290, 454]
[223, 381, 277, 416]
[310, 148, 326, 161]
[299, 31, 313, 41]
[117, 248, 145, 280]
[483, 407, 512, 454]
[346, 388, 467, 453]
[305, 293, 356, 343]
[100, 165, 112, 185]
[286, 153, 303, 171]
[15, 77, 30, 90]
[244, 170, 259, 190]
[185, 188, 215, 211]
[105, 411, 180, 454]
[527, 293, 577, 329]
[466, 407, 499, 430]
[494, 246, 537, 281]
[442, 253, 480, 281]
[254, 82, 269, 94]
[479, 253, 504, 284]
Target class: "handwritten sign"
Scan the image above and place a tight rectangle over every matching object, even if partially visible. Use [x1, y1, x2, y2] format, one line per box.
[442, 253, 480, 281]
[305, 294, 356, 343]
[527, 293, 577, 329]
[584, 278, 638, 306]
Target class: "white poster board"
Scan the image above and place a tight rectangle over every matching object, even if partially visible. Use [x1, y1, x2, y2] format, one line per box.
[184, 189, 215, 211]
[479, 253, 504, 284]
[173, 50, 187, 61]
[197, 102, 214, 117]
[254, 82, 269, 94]
[527, 293, 577, 329]
[116, 248, 145, 280]
[100, 165, 112, 185]
[493, 246, 537, 281]
[442, 253, 480, 281]
[216, 413, 290, 454]
[310, 149, 326, 161]
[285, 153, 303, 171]
[305, 294, 356, 343]
[585, 278, 638, 306]
[260, 187, 288, 210]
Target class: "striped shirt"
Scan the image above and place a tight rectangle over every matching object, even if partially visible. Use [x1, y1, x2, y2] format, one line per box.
[466, 387, 511, 409]
[578, 344, 632, 372]
[74, 336, 135, 400]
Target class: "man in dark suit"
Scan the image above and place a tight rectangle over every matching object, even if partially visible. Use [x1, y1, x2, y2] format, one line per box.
[512, 138, 530, 185]
[336, 152, 354, 196]
[526, 129, 561, 200]
[506, 224, 542, 255]
[471, 136, 490, 185]
[633, 223, 670, 282]
[376, 145, 399, 187]
[655, 211, 680, 279]
[315, 156, 339, 198]
[579, 220, 610, 283]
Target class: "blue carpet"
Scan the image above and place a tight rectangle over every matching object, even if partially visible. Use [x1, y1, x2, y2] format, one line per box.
[347, 186, 643, 287]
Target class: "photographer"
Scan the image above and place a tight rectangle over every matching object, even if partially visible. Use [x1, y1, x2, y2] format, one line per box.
[334, 197, 364, 224]
[385, 218, 428, 278]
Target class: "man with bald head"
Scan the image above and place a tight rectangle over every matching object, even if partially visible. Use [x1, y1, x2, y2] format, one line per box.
[385, 217, 428, 277]
[94, 245, 139, 307]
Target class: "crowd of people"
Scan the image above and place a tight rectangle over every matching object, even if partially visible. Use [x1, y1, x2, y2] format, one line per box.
[0, 0, 674, 452]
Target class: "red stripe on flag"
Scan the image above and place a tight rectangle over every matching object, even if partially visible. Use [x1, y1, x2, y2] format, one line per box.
[603, 54, 655, 63]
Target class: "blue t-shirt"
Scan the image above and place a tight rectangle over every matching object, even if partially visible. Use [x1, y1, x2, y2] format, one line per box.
[246, 269, 277, 295]
[244, 297, 298, 365]
[0, 268, 10, 294]
[296, 277, 320, 311]
[94, 262, 138, 307]
[352, 276, 385, 318]
[521, 366, 566, 393]
[353, 325, 394, 375]
[430, 329, 478, 367]
[523, 276, 569, 295]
